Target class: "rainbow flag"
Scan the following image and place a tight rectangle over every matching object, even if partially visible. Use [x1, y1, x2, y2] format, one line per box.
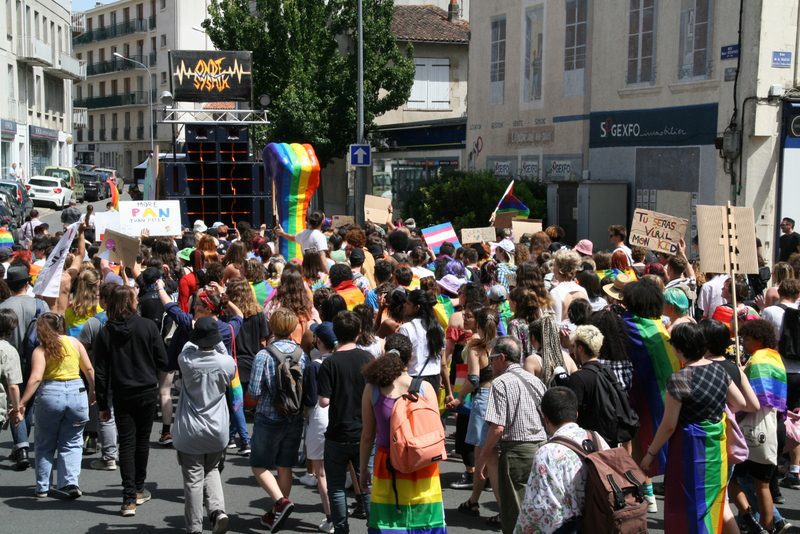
[263, 142, 321, 261]
[493, 180, 530, 219]
[335, 281, 365, 310]
[598, 268, 638, 281]
[664, 417, 727, 534]
[251, 280, 270, 308]
[228, 367, 244, 412]
[108, 176, 119, 210]
[369, 447, 446, 534]
[746, 348, 787, 412]
[622, 312, 681, 476]
[433, 294, 455, 329]
[0, 229, 14, 247]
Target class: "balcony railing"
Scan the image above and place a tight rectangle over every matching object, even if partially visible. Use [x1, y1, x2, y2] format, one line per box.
[76, 129, 83, 142]
[72, 13, 86, 35]
[136, 126, 144, 139]
[124, 127, 131, 140]
[85, 54, 152, 76]
[47, 53, 86, 80]
[16, 37, 53, 67]
[99, 129, 106, 140]
[74, 91, 151, 109]
[73, 107, 88, 128]
[73, 18, 150, 45]
[111, 128, 118, 140]
[88, 130, 94, 141]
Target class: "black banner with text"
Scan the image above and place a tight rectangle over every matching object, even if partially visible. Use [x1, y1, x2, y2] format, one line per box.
[169, 50, 252, 102]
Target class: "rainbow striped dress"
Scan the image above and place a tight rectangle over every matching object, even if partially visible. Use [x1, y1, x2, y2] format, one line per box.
[622, 312, 681, 475]
[369, 390, 446, 534]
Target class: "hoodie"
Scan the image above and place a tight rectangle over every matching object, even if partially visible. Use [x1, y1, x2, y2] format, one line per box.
[93, 314, 169, 411]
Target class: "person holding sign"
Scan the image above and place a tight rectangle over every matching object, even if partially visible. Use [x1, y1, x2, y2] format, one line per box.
[274, 211, 328, 256]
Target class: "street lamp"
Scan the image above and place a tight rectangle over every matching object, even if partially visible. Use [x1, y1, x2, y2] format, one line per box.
[113, 52, 154, 158]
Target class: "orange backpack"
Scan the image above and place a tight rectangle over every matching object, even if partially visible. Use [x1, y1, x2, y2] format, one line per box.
[389, 377, 447, 473]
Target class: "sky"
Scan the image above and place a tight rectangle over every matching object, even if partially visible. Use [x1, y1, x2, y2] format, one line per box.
[72, 0, 116, 12]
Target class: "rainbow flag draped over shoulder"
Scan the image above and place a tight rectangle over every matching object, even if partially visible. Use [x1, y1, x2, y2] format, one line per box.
[493, 180, 530, 219]
[335, 281, 366, 310]
[263, 142, 321, 262]
[251, 280, 270, 308]
[746, 348, 787, 412]
[434, 294, 455, 329]
[622, 312, 681, 476]
[0, 229, 14, 248]
[598, 268, 638, 282]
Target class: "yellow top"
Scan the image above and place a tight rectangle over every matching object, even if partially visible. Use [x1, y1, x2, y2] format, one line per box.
[42, 337, 81, 381]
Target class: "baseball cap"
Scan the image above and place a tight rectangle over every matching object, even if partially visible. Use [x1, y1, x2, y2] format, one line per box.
[487, 284, 508, 303]
[310, 321, 338, 349]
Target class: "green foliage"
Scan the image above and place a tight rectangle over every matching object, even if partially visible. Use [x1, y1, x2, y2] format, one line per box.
[203, 0, 415, 165]
[405, 171, 547, 230]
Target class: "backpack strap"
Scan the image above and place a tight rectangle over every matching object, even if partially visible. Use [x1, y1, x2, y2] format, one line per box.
[549, 434, 591, 459]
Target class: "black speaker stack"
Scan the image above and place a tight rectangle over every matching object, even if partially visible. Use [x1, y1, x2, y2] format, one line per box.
[164, 124, 272, 228]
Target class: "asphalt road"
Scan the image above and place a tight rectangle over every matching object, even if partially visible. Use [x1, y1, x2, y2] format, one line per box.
[35, 188, 131, 232]
[2, 413, 799, 534]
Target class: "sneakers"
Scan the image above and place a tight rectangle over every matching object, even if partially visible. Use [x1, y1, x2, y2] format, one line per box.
[211, 510, 229, 534]
[299, 473, 318, 487]
[136, 489, 152, 505]
[12, 447, 30, 471]
[227, 439, 238, 449]
[260, 497, 294, 533]
[90, 459, 117, 470]
[83, 435, 98, 455]
[779, 473, 800, 490]
[34, 490, 48, 498]
[738, 511, 768, 534]
[349, 500, 367, 519]
[57, 485, 82, 499]
[450, 471, 474, 490]
[121, 502, 136, 517]
[645, 494, 657, 513]
[772, 519, 793, 534]
[237, 442, 251, 456]
[158, 432, 173, 446]
[318, 519, 334, 533]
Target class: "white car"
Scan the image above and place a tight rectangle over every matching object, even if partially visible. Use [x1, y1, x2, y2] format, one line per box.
[26, 175, 73, 209]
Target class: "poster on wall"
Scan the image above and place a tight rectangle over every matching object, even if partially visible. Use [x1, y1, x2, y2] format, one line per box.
[169, 50, 253, 102]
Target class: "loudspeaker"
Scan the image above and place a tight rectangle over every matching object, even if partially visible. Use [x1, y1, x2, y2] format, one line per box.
[217, 162, 268, 196]
[165, 161, 220, 197]
[179, 195, 272, 228]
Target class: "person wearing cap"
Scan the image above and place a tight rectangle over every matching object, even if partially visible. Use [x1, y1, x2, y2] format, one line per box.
[193, 219, 208, 236]
[60, 199, 82, 226]
[303, 321, 337, 533]
[663, 239, 697, 310]
[275, 210, 328, 256]
[487, 284, 512, 336]
[574, 239, 593, 258]
[173, 316, 236, 534]
[493, 240, 516, 292]
[663, 286, 696, 333]
[0, 263, 49, 471]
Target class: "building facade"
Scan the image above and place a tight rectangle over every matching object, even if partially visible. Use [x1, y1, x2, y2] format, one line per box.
[467, 0, 799, 259]
[72, 0, 215, 180]
[0, 0, 84, 178]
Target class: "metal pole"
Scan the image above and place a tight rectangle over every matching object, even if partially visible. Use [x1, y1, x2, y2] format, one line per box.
[354, 0, 366, 224]
[114, 54, 154, 157]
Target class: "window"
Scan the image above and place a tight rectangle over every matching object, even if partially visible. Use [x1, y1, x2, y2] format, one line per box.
[564, 0, 587, 70]
[160, 34, 166, 47]
[98, 14, 104, 28]
[627, 0, 655, 84]
[111, 79, 118, 95]
[99, 81, 106, 97]
[160, 0, 166, 9]
[7, 64, 14, 101]
[523, 5, 544, 103]
[490, 17, 506, 105]
[679, 0, 712, 79]
[407, 58, 450, 110]
[5, 0, 12, 38]
[88, 84, 94, 98]
[160, 71, 167, 85]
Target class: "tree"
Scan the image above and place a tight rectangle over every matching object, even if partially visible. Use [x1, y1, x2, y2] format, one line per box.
[404, 171, 548, 230]
[203, 0, 415, 165]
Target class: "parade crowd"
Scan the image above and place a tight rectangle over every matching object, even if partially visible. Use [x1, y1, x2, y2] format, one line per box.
[1, 206, 800, 534]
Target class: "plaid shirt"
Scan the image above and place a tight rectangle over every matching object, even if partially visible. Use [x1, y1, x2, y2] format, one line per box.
[497, 262, 516, 291]
[248, 339, 308, 422]
[485, 364, 547, 442]
[597, 359, 634, 392]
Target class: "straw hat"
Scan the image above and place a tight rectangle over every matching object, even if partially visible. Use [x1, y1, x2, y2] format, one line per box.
[602, 272, 632, 301]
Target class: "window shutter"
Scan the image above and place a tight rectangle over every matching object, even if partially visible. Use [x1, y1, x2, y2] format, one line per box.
[408, 60, 428, 109]
[429, 59, 450, 110]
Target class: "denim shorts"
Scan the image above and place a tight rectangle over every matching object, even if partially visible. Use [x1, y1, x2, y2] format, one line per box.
[250, 414, 303, 469]
[465, 387, 490, 447]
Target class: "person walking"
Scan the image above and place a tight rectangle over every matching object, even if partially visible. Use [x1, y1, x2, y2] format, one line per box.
[479, 335, 547, 534]
[14, 312, 94, 498]
[93, 285, 169, 516]
[173, 316, 235, 534]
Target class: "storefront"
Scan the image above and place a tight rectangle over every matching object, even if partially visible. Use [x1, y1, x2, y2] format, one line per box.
[0, 120, 15, 178]
[29, 125, 58, 176]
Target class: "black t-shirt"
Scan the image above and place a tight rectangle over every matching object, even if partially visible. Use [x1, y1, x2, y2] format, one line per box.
[317, 347, 373, 442]
[566, 361, 602, 430]
[235, 313, 269, 382]
[711, 357, 742, 391]
[780, 232, 800, 261]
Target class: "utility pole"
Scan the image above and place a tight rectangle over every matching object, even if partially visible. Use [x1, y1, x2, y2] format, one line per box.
[354, 0, 367, 224]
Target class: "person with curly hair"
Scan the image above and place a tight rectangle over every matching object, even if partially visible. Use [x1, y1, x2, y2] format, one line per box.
[13, 312, 94, 499]
[508, 287, 544, 359]
[549, 249, 588, 323]
[244, 258, 270, 308]
[266, 269, 318, 327]
[345, 225, 376, 288]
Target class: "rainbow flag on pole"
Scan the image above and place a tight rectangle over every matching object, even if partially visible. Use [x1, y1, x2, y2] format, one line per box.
[622, 312, 681, 476]
[263, 143, 321, 262]
[492, 180, 530, 220]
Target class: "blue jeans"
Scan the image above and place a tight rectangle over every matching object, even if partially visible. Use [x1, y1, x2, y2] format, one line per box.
[11, 397, 34, 449]
[228, 393, 249, 445]
[324, 440, 370, 534]
[34, 379, 89, 493]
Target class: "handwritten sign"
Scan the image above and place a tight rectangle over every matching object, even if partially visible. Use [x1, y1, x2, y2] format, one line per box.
[364, 195, 391, 225]
[696, 205, 759, 274]
[118, 200, 182, 237]
[332, 215, 354, 229]
[629, 209, 688, 255]
[94, 211, 120, 241]
[461, 226, 496, 244]
[493, 212, 515, 229]
[101, 229, 140, 267]
[511, 219, 543, 243]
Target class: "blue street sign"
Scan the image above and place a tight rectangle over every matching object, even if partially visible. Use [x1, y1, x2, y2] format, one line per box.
[772, 51, 792, 69]
[349, 144, 371, 167]
[720, 44, 739, 60]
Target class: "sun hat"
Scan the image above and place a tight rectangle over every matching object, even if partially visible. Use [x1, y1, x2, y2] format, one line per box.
[190, 316, 222, 347]
[5, 264, 31, 284]
[178, 247, 195, 262]
[575, 239, 594, 256]
[602, 272, 632, 301]
[437, 274, 467, 297]
[193, 220, 208, 233]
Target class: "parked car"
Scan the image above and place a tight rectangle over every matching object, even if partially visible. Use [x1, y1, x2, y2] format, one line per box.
[44, 166, 85, 203]
[0, 189, 22, 226]
[75, 163, 95, 173]
[0, 201, 17, 230]
[0, 180, 34, 219]
[26, 176, 73, 209]
[94, 168, 124, 193]
[80, 172, 110, 201]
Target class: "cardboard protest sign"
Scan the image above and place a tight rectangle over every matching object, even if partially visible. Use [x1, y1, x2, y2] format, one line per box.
[511, 219, 543, 243]
[101, 228, 140, 267]
[461, 226, 496, 244]
[696, 205, 759, 274]
[629, 209, 688, 255]
[118, 200, 182, 236]
[33, 222, 79, 298]
[492, 212, 514, 229]
[364, 195, 391, 224]
[421, 222, 461, 254]
[94, 211, 120, 241]
[332, 215, 354, 229]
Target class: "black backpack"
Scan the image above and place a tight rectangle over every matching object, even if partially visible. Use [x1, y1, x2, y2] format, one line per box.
[779, 306, 800, 362]
[582, 363, 640, 447]
[265, 344, 304, 417]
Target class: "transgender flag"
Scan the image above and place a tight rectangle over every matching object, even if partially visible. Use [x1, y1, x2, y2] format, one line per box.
[421, 222, 461, 254]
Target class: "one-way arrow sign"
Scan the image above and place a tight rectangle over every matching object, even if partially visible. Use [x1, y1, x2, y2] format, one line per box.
[349, 144, 371, 167]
